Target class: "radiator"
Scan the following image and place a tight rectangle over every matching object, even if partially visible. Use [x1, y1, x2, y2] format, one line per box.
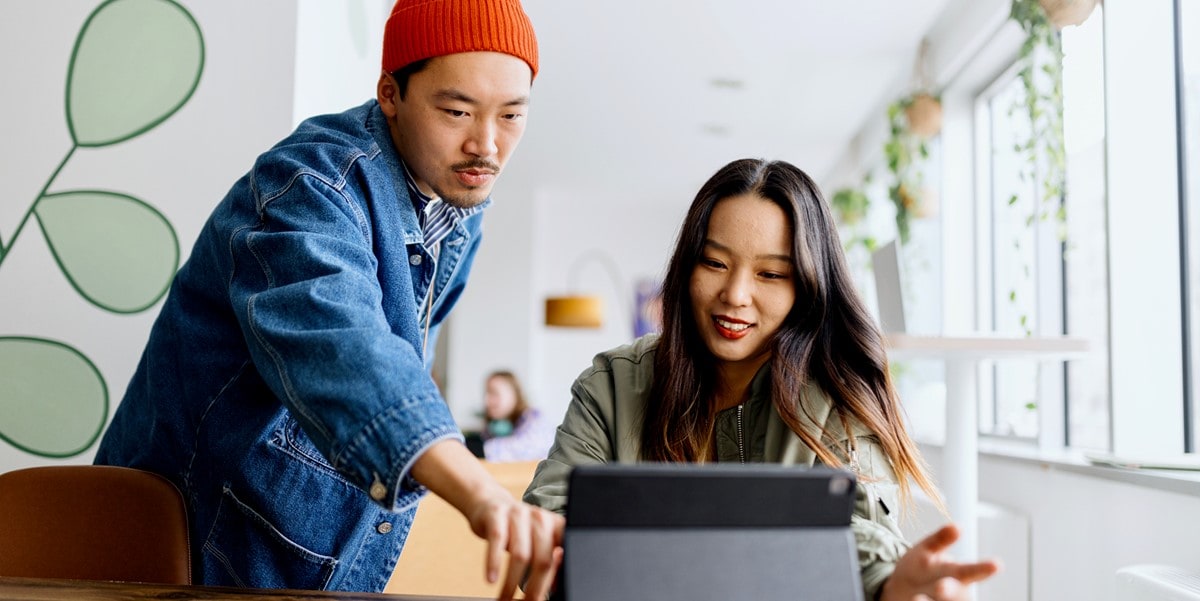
[1117, 565, 1200, 601]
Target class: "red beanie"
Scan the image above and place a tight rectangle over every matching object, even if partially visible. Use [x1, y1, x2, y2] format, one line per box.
[382, 0, 539, 78]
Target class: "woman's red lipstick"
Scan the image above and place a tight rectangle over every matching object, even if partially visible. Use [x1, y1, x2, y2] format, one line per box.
[713, 315, 751, 340]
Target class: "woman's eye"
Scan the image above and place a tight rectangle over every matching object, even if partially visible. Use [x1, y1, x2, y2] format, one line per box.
[701, 258, 725, 269]
[760, 272, 788, 280]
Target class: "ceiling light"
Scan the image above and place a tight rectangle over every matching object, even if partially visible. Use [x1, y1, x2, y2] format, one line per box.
[709, 77, 744, 90]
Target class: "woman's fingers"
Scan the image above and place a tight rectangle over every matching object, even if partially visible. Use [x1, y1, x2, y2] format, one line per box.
[916, 524, 960, 555]
[944, 559, 1001, 585]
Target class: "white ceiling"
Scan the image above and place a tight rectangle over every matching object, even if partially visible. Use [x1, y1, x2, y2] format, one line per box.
[513, 0, 954, 201]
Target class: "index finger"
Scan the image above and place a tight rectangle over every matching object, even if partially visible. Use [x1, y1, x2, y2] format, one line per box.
[917, 524, 961, 554]
[944, 558, 1001, 585]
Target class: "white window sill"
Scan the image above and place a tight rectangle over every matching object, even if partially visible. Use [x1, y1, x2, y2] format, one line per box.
[916, 436, 1200, 498]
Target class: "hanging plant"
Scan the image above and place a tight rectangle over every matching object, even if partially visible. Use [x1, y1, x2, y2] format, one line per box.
[884, 94, 938, 245]
[905, 92, 944, 139]
[830, 185, 877, 255]
[1006, 0, 1091, 333]
[1037, 0, 1101, 30]
[831, 186, 870, 226]
[1010, 0, 1066, 232]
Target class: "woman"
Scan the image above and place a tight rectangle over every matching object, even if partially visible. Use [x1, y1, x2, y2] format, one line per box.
[524, 159, 998, 600]
[481, 370, 556, 462]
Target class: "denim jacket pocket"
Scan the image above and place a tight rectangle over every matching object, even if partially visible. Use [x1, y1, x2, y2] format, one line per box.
[202, 485, 338, 590]
[269, 415, 356, 487]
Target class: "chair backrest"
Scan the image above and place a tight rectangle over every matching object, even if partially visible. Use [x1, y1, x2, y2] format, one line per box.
[0, 465, 191, 584]
[386, 460, 540, 598]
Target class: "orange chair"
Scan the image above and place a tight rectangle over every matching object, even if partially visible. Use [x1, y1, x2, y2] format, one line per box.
[0, 465, 192, 584]
[386, 460, 541, 598]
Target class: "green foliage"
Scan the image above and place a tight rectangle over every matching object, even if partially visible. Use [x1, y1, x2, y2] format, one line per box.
[1006, 0, 1069, 335]
[1010, 0, 1067, 218]
[830, 186, 877, 255]
[831, 187, 870, 225]
[884, 94, 934, 245]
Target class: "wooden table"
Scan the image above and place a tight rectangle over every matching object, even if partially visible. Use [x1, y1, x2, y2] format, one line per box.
[0, 576, 489, 601]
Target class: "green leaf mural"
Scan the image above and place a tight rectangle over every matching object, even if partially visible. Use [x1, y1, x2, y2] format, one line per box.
[36, 190, 179, 313]
[67, 0, 204, 147]
[0, 337, 108, 458]
[0, 0, 203, 458]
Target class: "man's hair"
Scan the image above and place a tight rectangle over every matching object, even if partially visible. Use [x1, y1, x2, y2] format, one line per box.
[391, 58, 431, 101]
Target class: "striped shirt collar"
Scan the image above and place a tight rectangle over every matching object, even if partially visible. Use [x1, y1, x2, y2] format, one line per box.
[399, 159, 486, 251]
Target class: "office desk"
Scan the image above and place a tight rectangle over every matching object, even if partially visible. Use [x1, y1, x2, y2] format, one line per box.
[886, 333, 1088, 569]
[0, 576, 488, 601]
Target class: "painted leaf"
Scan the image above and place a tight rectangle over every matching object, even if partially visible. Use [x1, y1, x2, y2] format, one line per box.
[0, 337, 107, 458]
[67, 0, 204, 147]
[36, 190, 179, 313]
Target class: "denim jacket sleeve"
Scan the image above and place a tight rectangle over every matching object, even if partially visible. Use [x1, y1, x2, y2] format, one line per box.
[228, 166, 461, 511]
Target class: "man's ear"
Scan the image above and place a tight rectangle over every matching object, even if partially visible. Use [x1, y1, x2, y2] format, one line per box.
[377, 70, 399, 118]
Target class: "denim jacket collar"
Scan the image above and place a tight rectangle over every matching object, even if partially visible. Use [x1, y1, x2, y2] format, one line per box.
[364, 102, 492, 248]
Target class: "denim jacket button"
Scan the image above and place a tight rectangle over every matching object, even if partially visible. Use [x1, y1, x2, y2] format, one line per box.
[409, 254, 422, 266]
[369, 480, 387, 501]
[376, 522, 393, 534]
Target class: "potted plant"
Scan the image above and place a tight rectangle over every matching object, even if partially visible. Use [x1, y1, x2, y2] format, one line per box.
[1036, 0, 1101, 30]
[904, 92, 943, 139]
[884, 94, 938, 244]
[1005, 0, 1081, 333]
[830, 185, 877, 256]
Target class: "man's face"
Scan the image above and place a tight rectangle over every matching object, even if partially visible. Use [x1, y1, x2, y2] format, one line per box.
[378, 52, 532, 208]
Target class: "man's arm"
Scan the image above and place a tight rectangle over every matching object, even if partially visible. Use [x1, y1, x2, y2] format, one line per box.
[412, 440, 564, 601]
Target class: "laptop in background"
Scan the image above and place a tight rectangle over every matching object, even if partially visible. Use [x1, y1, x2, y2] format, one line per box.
[871, 239, 907, 334]
[463, 431, 486, 458]
[561, 464, 863, 601]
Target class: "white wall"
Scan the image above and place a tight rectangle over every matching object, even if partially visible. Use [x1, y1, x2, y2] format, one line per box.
[0, 0, 296, 471]
[292, 0, 391, 125]
[444, 173, 690, 430]
[530, 186, 689, 428]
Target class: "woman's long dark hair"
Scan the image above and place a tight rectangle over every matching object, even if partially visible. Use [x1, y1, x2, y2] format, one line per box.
[641, 158, 939, 507]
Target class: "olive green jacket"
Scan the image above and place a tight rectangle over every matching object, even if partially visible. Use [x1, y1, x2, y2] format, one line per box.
[524, 335, 911, 600]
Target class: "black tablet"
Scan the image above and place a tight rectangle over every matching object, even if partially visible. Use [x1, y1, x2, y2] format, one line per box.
[562, 463, 864, 601]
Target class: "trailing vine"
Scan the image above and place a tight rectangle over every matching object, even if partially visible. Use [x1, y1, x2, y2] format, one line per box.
[884, 94, 934, 245]
[1007, 0, 1069, 335]
[1011, 0, 1067, 235]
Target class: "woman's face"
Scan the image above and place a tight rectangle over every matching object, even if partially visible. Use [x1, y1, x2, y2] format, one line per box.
[689, 192, 796, 372]
[484, 376, 518, 420]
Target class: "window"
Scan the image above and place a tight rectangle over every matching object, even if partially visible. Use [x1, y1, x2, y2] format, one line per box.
[1181, 0, 1200, 451]
[975, 11, 1109, 448]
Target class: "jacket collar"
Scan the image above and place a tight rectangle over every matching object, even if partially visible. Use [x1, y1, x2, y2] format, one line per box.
[364, 101, 491, 247]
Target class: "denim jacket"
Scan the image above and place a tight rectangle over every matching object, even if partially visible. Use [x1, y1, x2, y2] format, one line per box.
[95, 100, 484, 592]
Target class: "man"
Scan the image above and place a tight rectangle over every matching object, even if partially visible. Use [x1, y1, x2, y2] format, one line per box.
[94, 1, 561, 598]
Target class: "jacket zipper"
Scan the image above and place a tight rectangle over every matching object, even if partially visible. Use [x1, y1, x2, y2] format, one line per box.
[736, 404, 745, 464]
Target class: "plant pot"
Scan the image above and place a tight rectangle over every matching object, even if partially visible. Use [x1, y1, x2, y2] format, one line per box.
[1037, 0, 1100, 30]
[905, 93, 942, 139]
